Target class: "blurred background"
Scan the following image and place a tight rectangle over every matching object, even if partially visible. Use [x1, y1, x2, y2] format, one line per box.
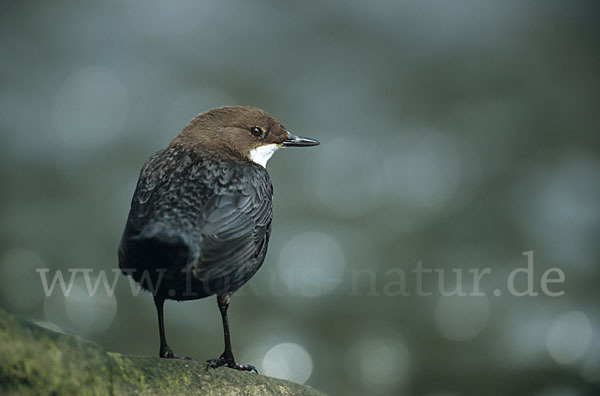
[1, 1, 599, 395]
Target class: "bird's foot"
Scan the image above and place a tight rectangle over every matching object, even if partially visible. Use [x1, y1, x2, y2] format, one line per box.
[206, 353, 258, 373]
[159, 346, 195, 360]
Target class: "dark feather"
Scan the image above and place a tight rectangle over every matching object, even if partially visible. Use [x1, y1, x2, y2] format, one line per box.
[118, 145, 273, 300]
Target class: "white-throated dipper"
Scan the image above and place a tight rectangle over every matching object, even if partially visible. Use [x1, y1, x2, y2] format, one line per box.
[118, 105, 319, 371]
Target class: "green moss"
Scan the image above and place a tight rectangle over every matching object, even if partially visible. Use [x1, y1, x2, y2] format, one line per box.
[0, 308, 326, 396]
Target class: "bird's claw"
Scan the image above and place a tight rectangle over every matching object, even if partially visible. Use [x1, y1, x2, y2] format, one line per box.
[160, 347, 195, 360]
[206, 356, 258, 373]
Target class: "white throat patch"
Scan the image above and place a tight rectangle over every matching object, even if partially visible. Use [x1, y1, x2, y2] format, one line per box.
[248, 144, 280, 168]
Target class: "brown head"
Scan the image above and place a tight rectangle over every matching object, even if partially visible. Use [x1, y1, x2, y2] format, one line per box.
[170, 106, 319, 167]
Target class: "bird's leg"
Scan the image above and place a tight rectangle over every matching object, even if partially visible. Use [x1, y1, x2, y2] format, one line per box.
[153, 295, 194, 359]
[154, 295, 175, 358]
[206, 294, 258, 373]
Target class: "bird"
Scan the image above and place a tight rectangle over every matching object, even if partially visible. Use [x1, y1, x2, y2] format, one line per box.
[118, 105, 319, 372]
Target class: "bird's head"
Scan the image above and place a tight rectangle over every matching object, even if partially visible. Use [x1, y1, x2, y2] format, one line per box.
[171, 105, 319, 167]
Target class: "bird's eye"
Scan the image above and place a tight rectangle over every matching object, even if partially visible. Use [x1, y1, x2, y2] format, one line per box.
[250, 126, 263, 137]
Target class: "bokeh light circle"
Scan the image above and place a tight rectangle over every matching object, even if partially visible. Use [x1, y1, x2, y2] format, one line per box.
[546, 311, 592, 365]
[311, 138, 385, 217]
[262, 342, 313, 383]
[385, 130, 463, 211]
[434, 295, 490, 341]
[64, 276, 118, 335]
[359, 337, 410, 391]
[53, 66, 128, 149]
[277, 231, 346, 297]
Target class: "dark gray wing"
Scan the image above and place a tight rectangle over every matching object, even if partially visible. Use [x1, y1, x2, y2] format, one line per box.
[193, 164, 273, 285]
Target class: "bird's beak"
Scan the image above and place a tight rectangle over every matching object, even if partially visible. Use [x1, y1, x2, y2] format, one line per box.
[281, 133, 320, 147]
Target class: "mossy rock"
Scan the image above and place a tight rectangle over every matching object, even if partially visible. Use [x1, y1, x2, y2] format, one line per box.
[0, 308, 326, 396]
